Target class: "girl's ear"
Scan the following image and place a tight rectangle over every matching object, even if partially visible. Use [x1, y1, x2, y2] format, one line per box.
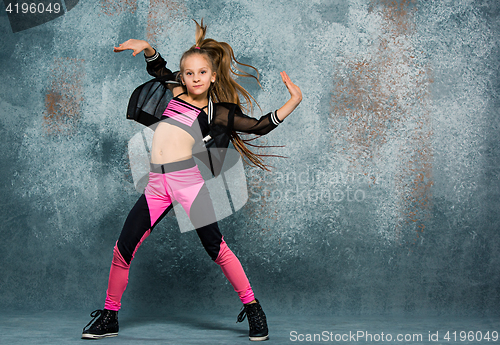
[211, 71, 216, 83]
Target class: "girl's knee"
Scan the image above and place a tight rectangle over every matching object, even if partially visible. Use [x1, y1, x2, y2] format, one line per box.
[195, 222, 223, 261]
[112, 243, 129, 269]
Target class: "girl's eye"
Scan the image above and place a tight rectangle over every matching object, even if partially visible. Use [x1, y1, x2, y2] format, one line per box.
[186, 72, 192, 75]
[201, 71, 206, 74]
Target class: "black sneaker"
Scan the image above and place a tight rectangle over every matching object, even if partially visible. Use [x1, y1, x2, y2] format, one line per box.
[236, 299, 269, 341]
[82, 309, 119, 339]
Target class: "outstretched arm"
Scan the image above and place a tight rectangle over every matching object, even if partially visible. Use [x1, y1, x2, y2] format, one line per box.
[113, 39, 174, 79]
[276, 71, 302, 122]
[230, 71, 302, 135]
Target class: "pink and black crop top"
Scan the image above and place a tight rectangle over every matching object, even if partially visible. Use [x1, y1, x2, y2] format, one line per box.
[161, 94, 210, 143]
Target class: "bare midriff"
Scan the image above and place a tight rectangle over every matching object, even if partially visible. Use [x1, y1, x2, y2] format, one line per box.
[150, 122, 195, 164]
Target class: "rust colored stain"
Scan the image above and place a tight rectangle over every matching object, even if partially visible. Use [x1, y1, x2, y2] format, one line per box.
[43, 58, 85, 136]
[331, 0, 433, 244]
[100, 0, 137, 16]
[147, 0, 187, 47]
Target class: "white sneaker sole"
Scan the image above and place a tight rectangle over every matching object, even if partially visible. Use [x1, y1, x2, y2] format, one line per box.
[249, 334, 269, 341]
[81, 332, 118, 339]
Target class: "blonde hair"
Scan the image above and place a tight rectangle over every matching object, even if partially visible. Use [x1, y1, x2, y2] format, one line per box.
[180, 19, 281, 171]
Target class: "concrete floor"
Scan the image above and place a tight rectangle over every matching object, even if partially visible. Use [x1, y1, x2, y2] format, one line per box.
[0, 310, 498, 345]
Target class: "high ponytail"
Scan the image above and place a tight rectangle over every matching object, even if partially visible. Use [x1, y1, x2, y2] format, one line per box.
[180, 19, 281, 171]
[194, 18, 208, 48]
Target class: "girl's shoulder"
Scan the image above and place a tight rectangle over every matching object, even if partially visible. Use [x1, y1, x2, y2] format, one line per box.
[211, 102, 241, 129]
[213, 102, 246, 122]
[213, 102, 242, 114]
[214, 101, 237, 108]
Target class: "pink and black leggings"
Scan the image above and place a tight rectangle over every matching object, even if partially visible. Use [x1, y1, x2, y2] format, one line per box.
[104, 157, 255, 311]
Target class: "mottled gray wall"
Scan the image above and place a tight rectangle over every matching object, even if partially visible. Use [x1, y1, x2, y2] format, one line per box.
[0, 0, 499, 316]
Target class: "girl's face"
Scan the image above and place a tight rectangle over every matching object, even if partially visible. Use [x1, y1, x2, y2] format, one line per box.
[181, 54, 216, 97]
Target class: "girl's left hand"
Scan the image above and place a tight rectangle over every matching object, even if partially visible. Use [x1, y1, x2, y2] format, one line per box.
[280, 71, 302, 103]
[276, 72, 302, 122]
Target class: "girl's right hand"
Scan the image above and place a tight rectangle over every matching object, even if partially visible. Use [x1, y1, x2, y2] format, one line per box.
[113, 39, 155, 57]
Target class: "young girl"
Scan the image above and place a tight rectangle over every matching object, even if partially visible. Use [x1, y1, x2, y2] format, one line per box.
[82, 20, 302, 341]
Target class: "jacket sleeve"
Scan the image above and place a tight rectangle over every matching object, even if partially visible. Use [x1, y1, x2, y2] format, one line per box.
[144, 49, 177, 79]
[232, 105, 283, 135]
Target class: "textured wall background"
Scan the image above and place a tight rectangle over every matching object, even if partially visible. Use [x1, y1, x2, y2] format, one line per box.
[0, 0, 499, 316]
